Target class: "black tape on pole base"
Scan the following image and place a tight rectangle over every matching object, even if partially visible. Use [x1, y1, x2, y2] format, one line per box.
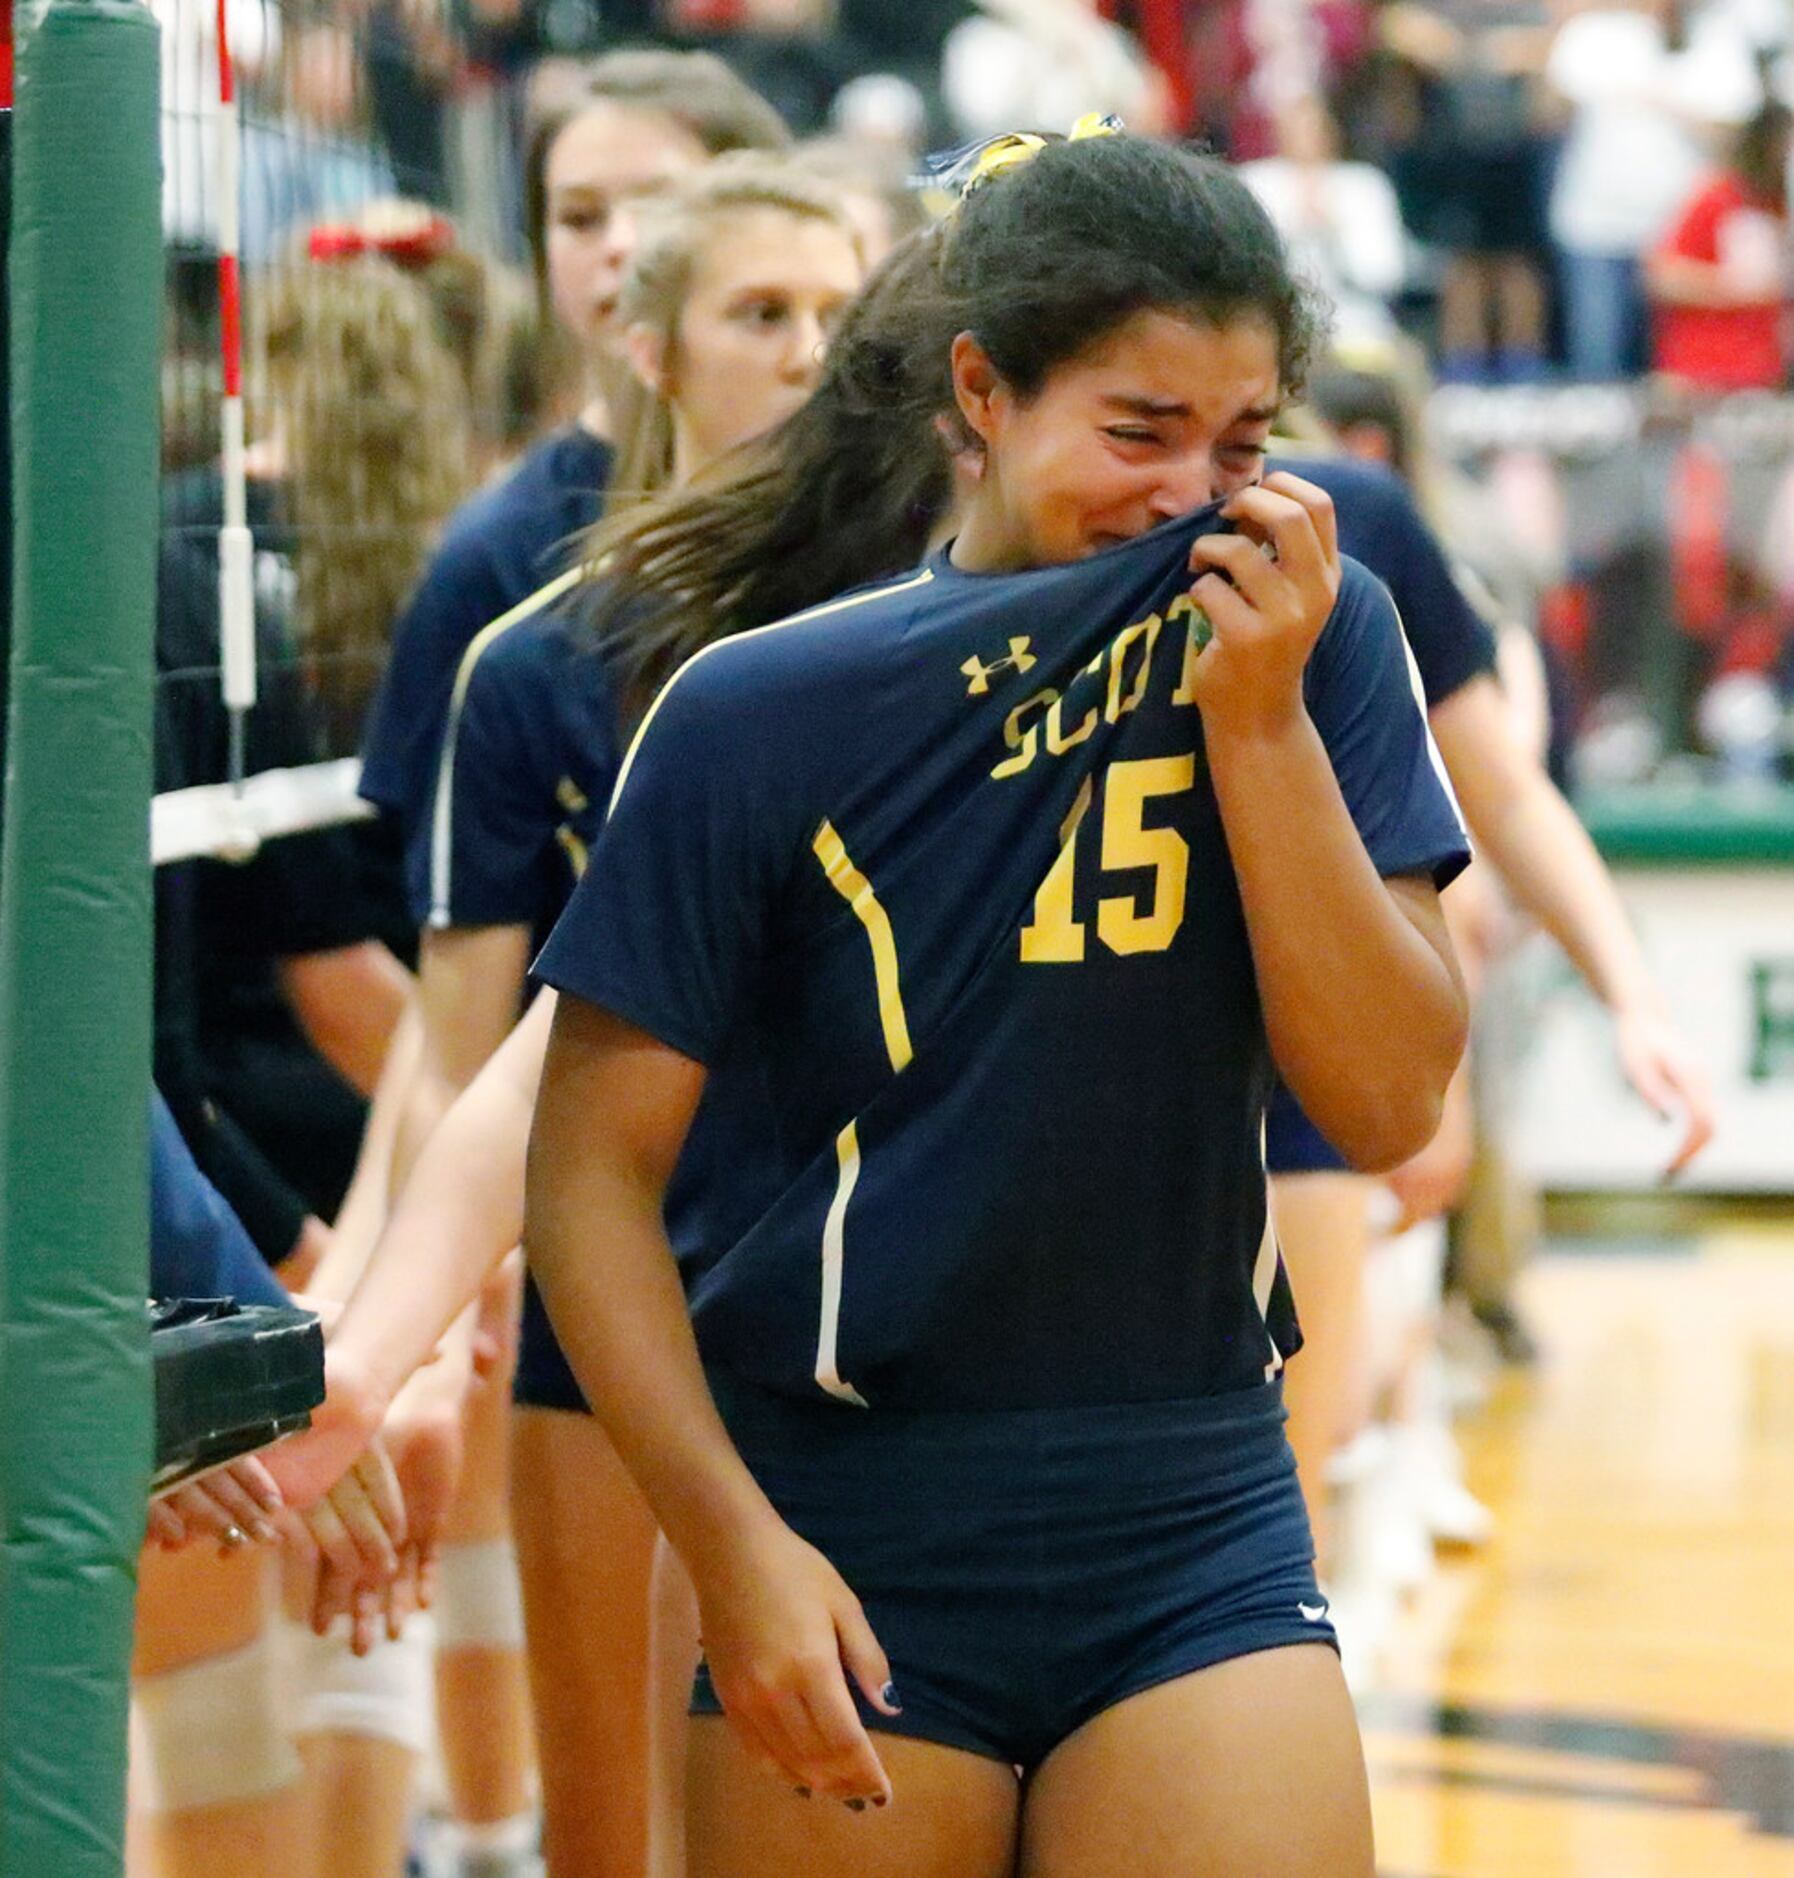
[149, 1298, 325, 1493]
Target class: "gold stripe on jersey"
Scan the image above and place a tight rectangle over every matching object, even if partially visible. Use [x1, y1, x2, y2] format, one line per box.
[816, 1119, 869, 1406]
[607, 566, 937, 813]
[812, 820, 914, 1075]
[428, 565, 586, 928]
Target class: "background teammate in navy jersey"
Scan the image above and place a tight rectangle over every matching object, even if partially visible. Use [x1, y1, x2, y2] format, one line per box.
[1255, 441, 1712, 1577]
[400, 156, 863, 1877]
[525, 135, 1467, 1876]
[356, 51, 789, 841]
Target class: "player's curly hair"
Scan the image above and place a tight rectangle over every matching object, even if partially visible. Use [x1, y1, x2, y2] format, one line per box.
[255, 253, 477, 751]
[583, 133, 1328, 714]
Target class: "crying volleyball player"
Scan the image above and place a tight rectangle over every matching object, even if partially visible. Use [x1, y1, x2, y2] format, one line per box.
[522, 131, 1468, 1877]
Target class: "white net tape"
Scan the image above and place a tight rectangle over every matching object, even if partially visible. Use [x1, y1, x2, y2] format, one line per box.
[152, 758, 369, 866]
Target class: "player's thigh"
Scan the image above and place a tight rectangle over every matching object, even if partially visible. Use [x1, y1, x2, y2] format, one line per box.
[443, 1265, 525, 1542]
[511, 1405, 662, 1872]
[1019, 1643, 1372, 1878]
[1272, 1172, 1372, 1550]
[134, 1541, 272, 1675]
[511, 1404, 660, 1700]
[687, 1715, 1018, 1878]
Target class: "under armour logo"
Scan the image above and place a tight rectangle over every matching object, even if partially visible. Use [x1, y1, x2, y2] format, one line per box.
[962, 636, 1037, 696]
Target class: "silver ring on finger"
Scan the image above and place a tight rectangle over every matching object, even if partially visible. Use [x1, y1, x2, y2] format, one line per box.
[222, 1524, 247, 1549]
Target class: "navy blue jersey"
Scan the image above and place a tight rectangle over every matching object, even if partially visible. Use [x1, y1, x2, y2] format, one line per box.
[536, 505, 1468, 1412]
[1270, 454, 1498, 707]
[412, 577, 619, 949]
[151, 1092, 287, 1309]
[359, 426, 612, 833]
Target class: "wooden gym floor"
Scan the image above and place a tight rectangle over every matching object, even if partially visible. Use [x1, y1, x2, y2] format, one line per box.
[1363, 1227, 1794, 1876]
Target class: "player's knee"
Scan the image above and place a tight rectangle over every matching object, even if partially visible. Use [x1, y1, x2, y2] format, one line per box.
[282, 1613, 435, 1753]
[133, 1628, 301, 1812]
[434, 1537, 527, 1653]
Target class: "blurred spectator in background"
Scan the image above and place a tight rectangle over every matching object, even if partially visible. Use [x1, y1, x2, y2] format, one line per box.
[1376, 0, 1555, 383]
[363, 0, 462, 205]
[158, 0, 281, 253]
[667, 0, 853, 133]
[242, 13, 399, 264]
[1546, 0, 1760, 380]
[1171, 0, 1372, 159]
[942, 0, 1169, 141]
[1647, 97, 1792, 392]
[1243, 93, 1409, 346]
[827, 68, 930, 160]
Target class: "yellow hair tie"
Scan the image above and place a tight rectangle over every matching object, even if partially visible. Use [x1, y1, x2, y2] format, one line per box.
[938, 114, 1127, 213]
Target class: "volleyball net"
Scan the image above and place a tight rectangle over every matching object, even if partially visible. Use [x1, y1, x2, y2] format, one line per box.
[154, 0, 552, 865]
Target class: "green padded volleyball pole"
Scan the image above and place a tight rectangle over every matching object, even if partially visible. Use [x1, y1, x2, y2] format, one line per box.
[0, 2, 161, 1871]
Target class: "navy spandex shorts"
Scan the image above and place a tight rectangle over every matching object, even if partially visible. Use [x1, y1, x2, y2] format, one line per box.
[691, 1374, 1334, 1769]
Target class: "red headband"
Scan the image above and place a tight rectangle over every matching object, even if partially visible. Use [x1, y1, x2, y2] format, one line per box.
[307, 214, 457, 268]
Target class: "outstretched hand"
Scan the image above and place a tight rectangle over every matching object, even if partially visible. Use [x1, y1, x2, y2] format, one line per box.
[260, 1341, 389, 1514]
[693, 1514, 900, 1810]
[309, 1340, 472, 1647]
[1613, 995, 1715, 1180]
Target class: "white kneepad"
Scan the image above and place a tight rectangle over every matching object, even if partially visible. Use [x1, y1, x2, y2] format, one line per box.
[280, 1611, 436, 1755]
[133, 1628, 301, 1812]
[433, 1538, 526, 1653]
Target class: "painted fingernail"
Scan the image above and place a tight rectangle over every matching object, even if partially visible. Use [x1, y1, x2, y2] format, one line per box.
[845, 1797, 867, 1812]
[881, 1682, 902, 1712]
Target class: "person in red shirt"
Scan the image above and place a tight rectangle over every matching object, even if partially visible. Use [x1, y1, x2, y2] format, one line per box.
[1648, 100, 1793, 392]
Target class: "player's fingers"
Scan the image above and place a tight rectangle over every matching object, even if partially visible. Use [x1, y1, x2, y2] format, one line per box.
[756, 1686, 838, 1788]
[728, 1700, 810, 1794]
[327, 1466, 402, 1581]
[794, 1677, 891, 1807]
[835, 1601, 898, 1718]
[382, 1547, 417, 1642]
[351, 1443, 408, 1556]
[273, 1506, 320, 1573]
[301, 1494, 363, 1627]
[1660, 1118, 1708, 1182]
[1658, 1075, 1715, 1179]
[717, 1679, 814, 1790]
[192, 1472, 280, 1546]
[413, 1539, 440, 1613]
[349, 1582, 383, 1658]
[145, 1502, 185, 1549]
[1189, 531, 1288, 612]
[1223, 481, 1337, 611]
[225, 1456, 286, 1520]
[1259, 469, 1340, 564]
[1622, 1047, 1677, 1121]
[1189, 571, 1260, 642]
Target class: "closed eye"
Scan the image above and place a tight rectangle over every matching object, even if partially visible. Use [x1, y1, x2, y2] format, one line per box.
[1105, 426, 1163, 446]
[730, 295, 794, 328]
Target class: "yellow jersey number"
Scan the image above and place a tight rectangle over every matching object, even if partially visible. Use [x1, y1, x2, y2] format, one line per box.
[1020, 755, 1195, 963]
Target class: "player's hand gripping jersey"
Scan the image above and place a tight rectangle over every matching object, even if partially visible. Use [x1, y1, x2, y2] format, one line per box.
[536, 501, 1469, 1413]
